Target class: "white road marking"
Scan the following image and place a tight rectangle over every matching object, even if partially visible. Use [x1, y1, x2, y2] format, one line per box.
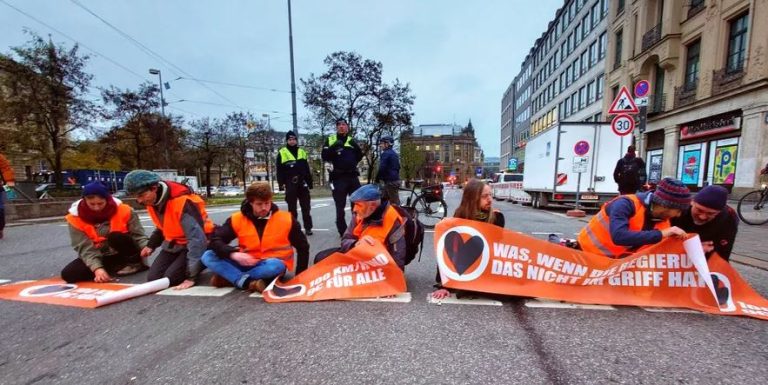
[156, 286, 235, 297]
[427, 293, 503, 306]
[525, 298, 616, 310]
[641, 307, 702, 314]
[0, 279, 11, 285]
[343, 292, 412, 303]
[531, 232, 562, 235]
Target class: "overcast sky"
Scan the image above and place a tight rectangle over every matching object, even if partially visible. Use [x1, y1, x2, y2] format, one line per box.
[1, 0, 562, 157]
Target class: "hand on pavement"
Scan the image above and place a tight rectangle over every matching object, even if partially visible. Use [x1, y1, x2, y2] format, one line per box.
[140, 247, 154, 258]
[173, 279, 195, 290]
[93, 268, 112, 283]
[431, 289, 451, 300]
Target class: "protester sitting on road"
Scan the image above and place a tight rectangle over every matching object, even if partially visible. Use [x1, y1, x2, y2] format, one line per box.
[577, 177, 690, 259]
[314, 184, 407, 269]
[61, 182, 148, 283]
[0, 152, 15, 240]
[671, 185, 738, 262]
[375, 136, 401, 205]
[432, 179, 504, 300]
[202, 182, 309, 292]
[124, 170, 215, 289]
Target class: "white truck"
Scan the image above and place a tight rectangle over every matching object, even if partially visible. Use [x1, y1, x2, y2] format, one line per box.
[490, 171, 530, 203]
[522, 122, 623, 209]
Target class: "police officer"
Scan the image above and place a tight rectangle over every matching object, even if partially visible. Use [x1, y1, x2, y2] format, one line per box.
[276, 131, 313, 235]
[375, 136, 401, 205]
[322, 118, 363, 236]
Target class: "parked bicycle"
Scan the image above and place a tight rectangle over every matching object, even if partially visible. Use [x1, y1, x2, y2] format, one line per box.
[400, 182, 447, 228]
[737, 175, 768, 225]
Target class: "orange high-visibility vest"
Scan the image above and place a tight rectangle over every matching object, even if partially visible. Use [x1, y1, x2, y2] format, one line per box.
[147, 182, 215, 244]
[352, 204, 403, 245]
[65, 203, 133, 248]
[577, 195, 670, 258]
[230, 211, 294, 271]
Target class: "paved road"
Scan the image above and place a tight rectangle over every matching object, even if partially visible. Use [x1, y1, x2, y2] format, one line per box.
[1, 190, 767, 385]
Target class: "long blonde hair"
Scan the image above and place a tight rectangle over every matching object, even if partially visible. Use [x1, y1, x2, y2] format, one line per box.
[453, 179, 495, 224]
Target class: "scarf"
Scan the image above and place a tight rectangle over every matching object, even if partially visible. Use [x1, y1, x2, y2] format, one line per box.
[78, 198, 118, 225]
[474, 210, 490, 223]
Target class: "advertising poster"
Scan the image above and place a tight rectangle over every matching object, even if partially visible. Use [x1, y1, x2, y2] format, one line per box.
[648, 153, 663, 183]
[681, 149, 701, 185]
[714, 145, 738, 185]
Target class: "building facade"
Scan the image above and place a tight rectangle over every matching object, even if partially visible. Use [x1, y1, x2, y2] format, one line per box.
[401, 122, 484, 184]
[502, 0, 610, 172]
[500, 83, 515, 169]
[605, 0, 768, 195]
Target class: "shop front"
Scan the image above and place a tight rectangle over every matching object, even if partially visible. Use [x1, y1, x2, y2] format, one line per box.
[675, 111, 742, 192]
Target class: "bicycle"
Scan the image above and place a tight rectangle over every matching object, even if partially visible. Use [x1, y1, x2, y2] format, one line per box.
[400, 182, 447, 228]
[737, 174, 768, 225]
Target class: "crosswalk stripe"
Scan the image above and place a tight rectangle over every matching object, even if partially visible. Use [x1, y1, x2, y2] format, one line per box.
[640, 307, 702, 314]
[342, 292, 412, 303]
[525, 298, 616, 310]
[156, 286, 235, 297]
[0, 279, 11, 285]
[427, 293, 503, 306]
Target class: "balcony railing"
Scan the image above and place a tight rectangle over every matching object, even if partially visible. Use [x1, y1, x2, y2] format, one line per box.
[687, 2, 705, 19]
[641, 23, 662, 52]
[648, 93, 666, 114]
[674, 83, 697, 108]
[711, 67, 745, 96]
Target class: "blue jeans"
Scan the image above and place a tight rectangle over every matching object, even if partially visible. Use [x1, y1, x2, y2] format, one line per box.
[201, 250, 286, 289]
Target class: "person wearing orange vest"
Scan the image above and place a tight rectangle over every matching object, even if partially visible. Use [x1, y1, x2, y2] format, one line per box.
[61, 182, 148, 283]
[124, 170, 215, 289]
[314, 184, 407, 269]
[0, 152, 15, 240]
[202, 182, 309, 292]
[577, 177, 691, 259]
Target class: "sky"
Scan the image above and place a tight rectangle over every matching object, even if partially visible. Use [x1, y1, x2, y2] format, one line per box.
[0, 0, 563, 157]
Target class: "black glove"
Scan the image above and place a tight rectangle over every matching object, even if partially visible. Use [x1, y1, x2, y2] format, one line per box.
[279, 185, 285, 192]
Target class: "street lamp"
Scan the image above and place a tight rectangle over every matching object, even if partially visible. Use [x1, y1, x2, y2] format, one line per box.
[149, 68, 170, 168]
[262, 113, 271, 130]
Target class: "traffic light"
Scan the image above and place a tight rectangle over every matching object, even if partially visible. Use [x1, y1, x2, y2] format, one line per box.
[435, 165, 442, 173]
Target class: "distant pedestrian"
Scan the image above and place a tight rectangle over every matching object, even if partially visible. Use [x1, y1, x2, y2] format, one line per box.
[375, 136, 401, 205]
[322, 118, 364, 236]
[613, 145, 647, 194]
[276, 131, 314, 235]
[0, 152, 16, 240]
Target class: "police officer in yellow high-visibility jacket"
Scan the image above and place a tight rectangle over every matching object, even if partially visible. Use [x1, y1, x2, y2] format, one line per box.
[276, 131, 313, 235]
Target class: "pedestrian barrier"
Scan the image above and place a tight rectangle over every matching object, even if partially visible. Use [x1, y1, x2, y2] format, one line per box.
[491, 182, 532, 204]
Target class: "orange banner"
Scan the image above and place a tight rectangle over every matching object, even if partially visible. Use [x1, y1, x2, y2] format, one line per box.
[263, 239, 407, 303]
[0, 278, 169, 308]
[435, 218, 768, 320]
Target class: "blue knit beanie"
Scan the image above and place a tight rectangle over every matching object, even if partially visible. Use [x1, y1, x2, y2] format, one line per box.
[82, 182, 110, 198]
[694, 185, 729, 210]
[350, 184, 381, 202]
[124, 170, 161, 194]
[652, 177, 691, 209]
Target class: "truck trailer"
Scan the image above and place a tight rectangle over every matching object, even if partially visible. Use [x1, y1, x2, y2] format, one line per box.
[522, 122, 625, 209]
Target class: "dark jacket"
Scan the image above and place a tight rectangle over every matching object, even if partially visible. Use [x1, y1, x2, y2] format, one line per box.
[376, 148, 400, 183]
[613, 155, 647, 193]
[321, 133, 363, 177]
[209, 202, 309, 264]
[604, 192, 663, 248]
[672, 206, 739, 261]
[276, 145, 313, 189]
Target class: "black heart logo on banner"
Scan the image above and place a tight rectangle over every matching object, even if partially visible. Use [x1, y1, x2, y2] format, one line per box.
[271, 284, 303, 297]
[444, 231, 484, 275]
[711, 275, 730, 306]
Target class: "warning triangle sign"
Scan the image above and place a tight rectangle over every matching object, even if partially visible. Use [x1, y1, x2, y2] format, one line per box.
[608, 86, 639, 114]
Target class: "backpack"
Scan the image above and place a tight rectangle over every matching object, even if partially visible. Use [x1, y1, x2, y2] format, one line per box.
[620, 158, 641, 184]
[392, 205, 425, 266]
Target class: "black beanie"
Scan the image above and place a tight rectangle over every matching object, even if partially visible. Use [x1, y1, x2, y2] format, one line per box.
[285, 131, 297, 141]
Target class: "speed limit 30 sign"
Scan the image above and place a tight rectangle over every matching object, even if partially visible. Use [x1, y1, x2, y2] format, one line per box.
[611, 114, 635, 136]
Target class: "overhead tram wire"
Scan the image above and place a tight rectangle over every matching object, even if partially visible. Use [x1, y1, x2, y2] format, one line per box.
[69, 0, 244, 110]
[172, 77, 292, 94]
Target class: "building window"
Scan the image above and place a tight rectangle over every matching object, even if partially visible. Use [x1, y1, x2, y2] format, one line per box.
[726, 13, 749, 73]
[588, 80, 596, 104]
[614, 29, 623, 70]
[579, 86, 587, 108]
[589, 41, 598, 65]
[601, 0, 608, 17]
[572, 57, 580, 80]
[455, 145, 460, 151]
[593, 113, 602, 121]
[617, 0, 625, 15]
[599, 32, 607, 59]
[580, 50, 589, 74]
[569, 2, 576, 21]
[425, 145, 431, 151]
[434, 144, 441, 151]
[591, 3, 600, 27]
[684, 39, 701, 90]
[416, 145, 420, 150]
[575, 22, 582, 45]
[570, 92, 578, 113]
[596, 74, 604, 99]
[564, 96, 571, 117]
[582, 16, 589, 38]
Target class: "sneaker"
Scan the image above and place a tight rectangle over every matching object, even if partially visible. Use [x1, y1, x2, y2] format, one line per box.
[210, 274, 233, 288]
[246, 279, 267, 293]
[305, 229, 313, 236]
[115, 263, 148, 276]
